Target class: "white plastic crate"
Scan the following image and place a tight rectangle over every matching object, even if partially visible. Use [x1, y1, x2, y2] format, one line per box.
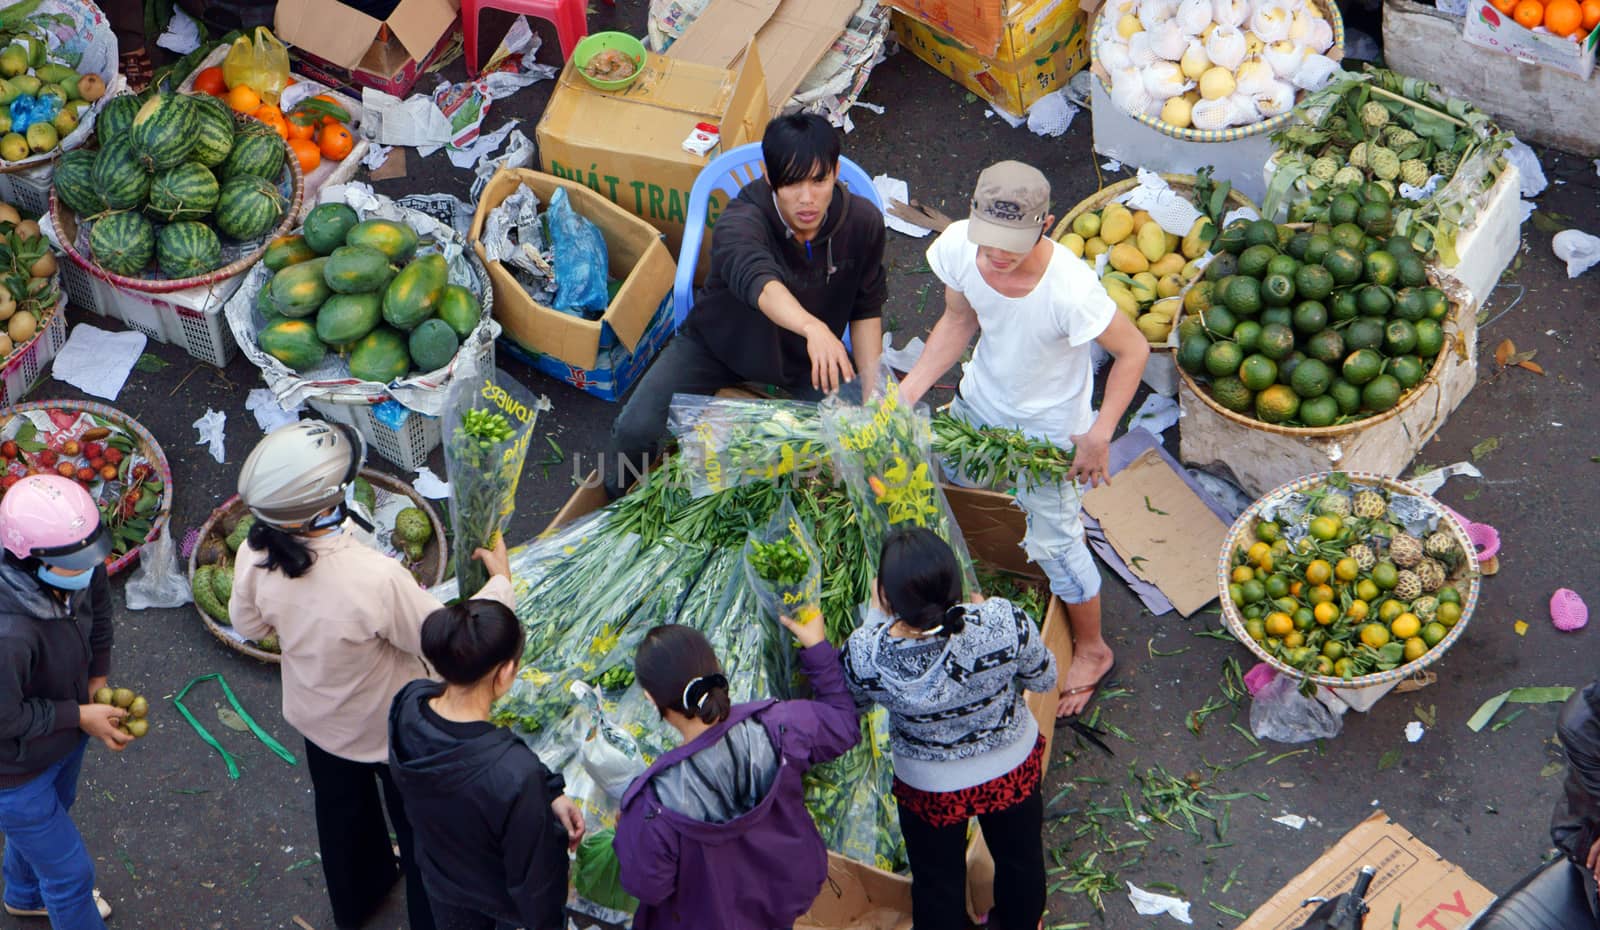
[59, 258, 108, 319]
[0, 165, 54, 218]
[85, 271, 242, 367]
[307, 396, 442, 471]
[0, 301, 69, 407]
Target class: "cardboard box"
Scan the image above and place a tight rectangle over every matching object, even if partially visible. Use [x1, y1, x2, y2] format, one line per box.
[892, 3, 1088, 117]
[548, 477, 1074, 929]
[536, 47, 769, 262]
[667, 0, 859, 116]
[469, 168, 677, 402]
[1463, 0, 1597, 80]
[1385, 0, 1600, 158]
[276, 0, 459, 97]
[1240, 812, 1494, 930]
[882, 0, 1052, 57]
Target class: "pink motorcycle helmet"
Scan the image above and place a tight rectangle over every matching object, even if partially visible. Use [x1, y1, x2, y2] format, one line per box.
[0, 474, 112, 571]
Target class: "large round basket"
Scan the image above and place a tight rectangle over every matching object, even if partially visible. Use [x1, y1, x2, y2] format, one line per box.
[1089, 0, 1346, 143]
[0, 0, 121, 175]
[49, 111, 305, 294]
[188, 470, 450, 664]
[0, 400, 174, 575]
[1217, 471, 1481, 690]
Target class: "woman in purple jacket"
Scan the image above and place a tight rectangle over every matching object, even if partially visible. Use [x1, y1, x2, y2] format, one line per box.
[615, 612, 860, 930]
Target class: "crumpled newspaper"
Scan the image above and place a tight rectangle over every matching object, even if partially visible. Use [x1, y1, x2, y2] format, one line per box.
[193, 409, 227, 464]
[1127, 882, 1192, 924]
[420, 18, 557, 169]
[471, 130, 536, 202]
[481, 182, 557, 304]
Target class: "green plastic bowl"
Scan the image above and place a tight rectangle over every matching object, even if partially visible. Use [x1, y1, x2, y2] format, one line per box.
[572, 32, 647, 91]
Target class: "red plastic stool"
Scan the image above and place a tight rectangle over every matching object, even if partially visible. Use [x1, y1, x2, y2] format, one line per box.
[462, 0, 615, 76]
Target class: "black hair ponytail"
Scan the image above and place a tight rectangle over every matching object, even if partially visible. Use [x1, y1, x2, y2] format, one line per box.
[249, 520, 316, 579]
[879, 528, 965, 636]
[636, 625, 732, 725]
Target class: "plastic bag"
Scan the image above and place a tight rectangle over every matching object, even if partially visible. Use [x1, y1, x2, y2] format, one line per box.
[667, 396, 829, 498]
[222, 27, 291, 104]
[804, 708, 906, 872]
[1249, 672, 1343, 743]
[573, 830, 638, 914]
[743, 498, 822, 699]
[1552, 229, 1600, 279]
[547, 187, 611, 318]
[440, 369, 549, 593]
[125, 531, 192, 610]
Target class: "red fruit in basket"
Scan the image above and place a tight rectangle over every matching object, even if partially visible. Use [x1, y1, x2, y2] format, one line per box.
[82, 442, 102, 459]
[1, 475, 18, 489]
[0, 441, 15, 459]
[55, 462, 75, 478]
[100, 465, 118, 481]
[36, 449, 55, 466]
[76, 467, 95, 483]
[88, 457, 104, 470]
[131, 463, 152, 481]
[103, 447, 123, 465]
[62, 440, 80, 456]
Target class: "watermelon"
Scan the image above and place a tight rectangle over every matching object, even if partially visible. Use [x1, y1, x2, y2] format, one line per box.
[146, 162, 219, 223]
[92, 138, 151, 211]
[215, 175, 286, 241]
[52, 149, 103, 216]
[129, 92, 199, 171]
[96, 94, 140, 147]
[187, 95, 236, 169]
[156, 221, 222, 278]
[222, 132, 285, 181]
[89, 211, 156, 277]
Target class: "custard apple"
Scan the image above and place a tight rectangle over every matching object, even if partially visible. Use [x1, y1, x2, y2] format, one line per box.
[1370, 146, 1402, 181]
[1332, 166, 1364, 187]
[1393, 569, 1422, 600]
[1424, 530, 1458, 560]
[1417, 558, 1446, 593]
[1376, 179, 1397, 197]
[1361, 101, 1390, 129]
[1400, 159, 1430, 187]
[1348, 141, 1370, 168]
[1384, 126, 1420, 148]
[1310, 156, 1339, 182]
[1433, 150, 1459, 177]
[1327, 115, 1349, 132]
[1347, 543, 1376, 572]
[1352, 490, 1387, 519]
[1389, 533, 1424, 568]
[1316, 494, 1352, 517]
[1412, 595, 1438, 621]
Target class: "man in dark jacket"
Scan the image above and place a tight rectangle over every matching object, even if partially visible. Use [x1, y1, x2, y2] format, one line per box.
[1552, 682, 1600, 917]
[389, 599, 584, 930]
[602, 112, 886, 497]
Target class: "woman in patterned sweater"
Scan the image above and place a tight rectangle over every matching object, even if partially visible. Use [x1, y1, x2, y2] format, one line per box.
[842, 527, 1058, 930]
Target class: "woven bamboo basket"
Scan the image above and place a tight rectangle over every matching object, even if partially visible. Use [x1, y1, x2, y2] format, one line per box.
[187, 470, 449, 664]
[1088, 0, 1346, 143]
[0, 0, 121, 175]
[0, 400, 174, 575]
[49, 111, 305, 294]
[1217, 471, 1481, 690]
[1051, 174, 1260, 353]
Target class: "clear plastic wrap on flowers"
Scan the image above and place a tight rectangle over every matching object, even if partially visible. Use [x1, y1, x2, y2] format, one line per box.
[667, 395, 828, 499]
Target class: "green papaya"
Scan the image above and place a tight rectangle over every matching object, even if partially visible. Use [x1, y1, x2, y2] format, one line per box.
[381, 254, 447, 331]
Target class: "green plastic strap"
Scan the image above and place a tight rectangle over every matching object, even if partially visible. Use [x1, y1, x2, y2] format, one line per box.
[174, 673, 297, 779]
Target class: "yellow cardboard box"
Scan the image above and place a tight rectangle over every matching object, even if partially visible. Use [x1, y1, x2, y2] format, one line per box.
[892, 0, 1088, 117]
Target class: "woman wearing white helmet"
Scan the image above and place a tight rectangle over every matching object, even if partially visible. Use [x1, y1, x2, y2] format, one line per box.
[230, 420, 513, 930]
[0, 474, 123, 927]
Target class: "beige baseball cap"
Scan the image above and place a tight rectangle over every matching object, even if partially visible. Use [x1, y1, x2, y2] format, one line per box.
[967, 161, 1051, 253]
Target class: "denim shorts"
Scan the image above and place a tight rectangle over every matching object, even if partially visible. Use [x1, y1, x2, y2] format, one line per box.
[945, 398, 1102, 605]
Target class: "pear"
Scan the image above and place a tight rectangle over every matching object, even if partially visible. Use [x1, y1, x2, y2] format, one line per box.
[25, 122, 57, 154]
[0, 132, 28, 162]
[111, 687, 135, 709]
[93, 687, 113, 705]
[0, 46, 27, 79]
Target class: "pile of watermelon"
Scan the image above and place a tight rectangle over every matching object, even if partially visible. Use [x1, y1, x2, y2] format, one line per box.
[253, 202, 480, 382]
[52, 91, 290, 281]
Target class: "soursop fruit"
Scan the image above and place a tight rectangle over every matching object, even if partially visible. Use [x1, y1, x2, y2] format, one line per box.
[1370, 146, 1401, 181]
[1310, 156, 1339, 181]
[1332, 166, 1364, 187]
[1348, 141, 1370, 168]
[1361, 100, 1390, 129]
[1400, 159, 1430, 187]
[392, 507, 434, 562]
[1390, 533, 1424, 568]
[1394, 569, 1422, 601]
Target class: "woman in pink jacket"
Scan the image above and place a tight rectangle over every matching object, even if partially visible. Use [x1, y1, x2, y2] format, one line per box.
[230, 421, 513, 930]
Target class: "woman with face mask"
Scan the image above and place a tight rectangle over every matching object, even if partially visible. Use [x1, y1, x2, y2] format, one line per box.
[0, 475, 123, 927]
[229, 420, 513, 930]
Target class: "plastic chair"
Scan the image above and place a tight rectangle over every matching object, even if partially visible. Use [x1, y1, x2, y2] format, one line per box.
[673, 142, 883, 334]
[462, 0, 614, 76]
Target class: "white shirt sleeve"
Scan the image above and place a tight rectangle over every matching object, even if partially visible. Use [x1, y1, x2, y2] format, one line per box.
[1053, 249, 1118, 347]
[926, 221, 971, 293]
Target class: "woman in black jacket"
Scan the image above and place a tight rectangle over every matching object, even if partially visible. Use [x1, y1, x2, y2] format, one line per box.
[388, 599, 585, 930]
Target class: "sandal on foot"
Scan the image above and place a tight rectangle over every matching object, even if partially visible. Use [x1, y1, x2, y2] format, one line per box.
[6, 889, 110, 919]
[1054, 660, 1119, 726]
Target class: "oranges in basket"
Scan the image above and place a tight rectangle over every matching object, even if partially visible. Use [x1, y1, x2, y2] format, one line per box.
[194, 67, 356, 166]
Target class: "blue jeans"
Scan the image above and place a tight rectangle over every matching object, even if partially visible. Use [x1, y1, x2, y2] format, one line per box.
[0, 736, 105, 930]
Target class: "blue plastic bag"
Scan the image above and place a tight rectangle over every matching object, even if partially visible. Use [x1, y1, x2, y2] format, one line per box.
[546, 187, 610, 319]
[9, 95, 61, 134]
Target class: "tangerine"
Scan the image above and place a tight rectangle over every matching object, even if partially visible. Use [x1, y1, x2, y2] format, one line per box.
[1490, 0, 1516, 11]
[318, 123, 355, 161]
[1305, 559, 1333, 585]
[1360, 623, 1391, 649]
[253, 104, 289, 138]
[226, 84, 262, 114]
[1583, 0, 1600, 30]
[1232, 565, 1255, 583]
[1403, 636, 1427, 662]
[287, 112, 319, 141]
[193, 66, 227, 96]
[1545, 0, 1583, 33]
[1313, 601, 1340, 626]
[1265, 611, 1294, 638]
[289, 137, 322, 173]
[1347, 599, 1370, 622]
[1513, 0, 1544, 28]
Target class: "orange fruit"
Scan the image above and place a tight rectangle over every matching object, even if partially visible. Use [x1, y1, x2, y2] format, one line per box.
[1513, 0, 1544, 27]
[287, 111, 319, 141]
[1313, 601, 1340, 626]
[226, 84, 262, 114]
[1304, 559, 1332, 585]
[1490, 0, 1517, 11]
[1582, 0, 1600, 30]
[318, 123, 355, 161]
[193, 66, 226, 96]
[1544, 0, 1583, 34]
[288, 138, 322, 174]
[313, 94, 345, 126]
[1265, 611, 1294, 638]
[253, 104, 289, 138]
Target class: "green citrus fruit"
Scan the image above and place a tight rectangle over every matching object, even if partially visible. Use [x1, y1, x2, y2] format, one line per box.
[1210, 375, 1254, 413]
[1232, 320, 1263, 353]
[1345, 318, 1385, 351]
[1342, 348, 1385, 385]
[1305, 328, 1345, 364]
[1289, 357, 1333, 398]
[1328, 378, 1361, 414]
[1384, 319, 1418, 355]
[1299, 394, 1339, 427]
[1257, 323, 1296, 361]
[1255, 384, 1300, 424]
[1204, 340, 1245, 378]
[1239, 354, 1279, 391]
[1292, 300, 1328, 335]
[1361, 373, 1402, 411]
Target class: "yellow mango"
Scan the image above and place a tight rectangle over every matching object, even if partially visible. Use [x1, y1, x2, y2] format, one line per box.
[1165, 232, 1181, 254]
[1131, 210, 1152, 233]
[1100, 204, 1134, 245]
[1060, 232, 1086, 257]
[1181, 258, 1205, 281]
[1137, 313, 1174, 343]
[1150, 252, 1187, 278]
[1136, 221, 1167, 264]
[1084, 236, 1109, 259]
[1117, 13, 1143, 37]
[1129, 273, 1159, 304]
[1156, 274, 1183, 298]
[1181, 217, 1214, 259]
[1103, 281, 1139, 318]
[1148, 297, 1182, 322]
[1107, 242, 1148, 275]
[1071, 211, 1102, 239]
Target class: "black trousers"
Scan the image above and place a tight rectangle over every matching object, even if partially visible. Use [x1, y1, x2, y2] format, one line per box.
[896, 787, 1047, 930]
[304, 738, 434, 930]
[602, 331, 821, 498]
[430, 899, 510, 930]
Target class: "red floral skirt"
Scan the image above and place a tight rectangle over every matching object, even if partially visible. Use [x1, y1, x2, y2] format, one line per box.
[892, 735, 1046, 828]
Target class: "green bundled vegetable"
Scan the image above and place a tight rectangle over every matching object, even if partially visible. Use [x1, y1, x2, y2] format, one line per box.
[441, 373, 546, 594]
[932, 412, 1076, 490]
